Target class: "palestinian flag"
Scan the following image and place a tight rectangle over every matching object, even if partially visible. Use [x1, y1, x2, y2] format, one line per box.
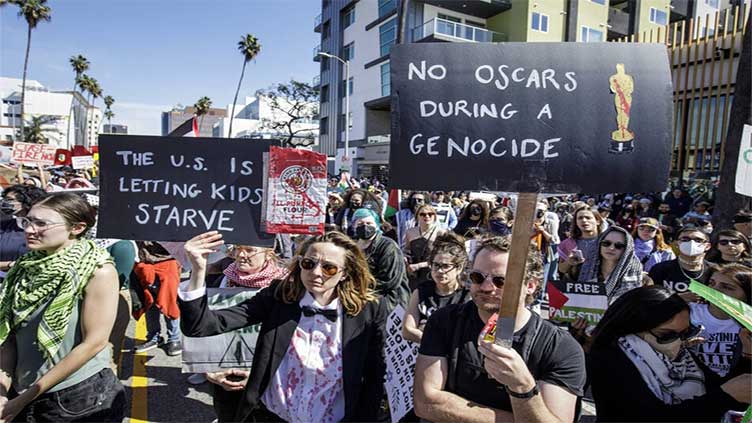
[385, 189, 401, 219]
[548, 279, 608, 327]
[168, 116, 200, 137]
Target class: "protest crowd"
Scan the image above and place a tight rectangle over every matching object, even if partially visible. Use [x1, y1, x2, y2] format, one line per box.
[0, 161, 749, 423]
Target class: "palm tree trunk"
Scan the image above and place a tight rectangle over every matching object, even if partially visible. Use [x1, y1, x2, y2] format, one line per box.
[228, 60, 248, 138]
[66, 75, 78, 149]
[19, 25, 32, 143]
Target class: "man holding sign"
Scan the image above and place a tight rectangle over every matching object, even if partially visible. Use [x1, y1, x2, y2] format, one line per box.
[414, 236, 585, 423]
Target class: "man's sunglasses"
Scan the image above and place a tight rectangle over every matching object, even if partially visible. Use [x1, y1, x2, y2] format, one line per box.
[298, 257, 342, 278]
[679, 236, 707, 243]
[600, 240, 626, 250]
[468, 270, 505, 288]
[718, 239, 743, 246]
[650, 323, 703, 344]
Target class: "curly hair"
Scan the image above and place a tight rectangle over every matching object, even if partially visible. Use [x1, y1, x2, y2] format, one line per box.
[472, 235, 544, 305]
[429, 233, 468, 279]
[275, 231, 377, 316]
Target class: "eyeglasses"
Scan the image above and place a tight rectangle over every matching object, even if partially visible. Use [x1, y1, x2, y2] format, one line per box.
[298, 256, 342, 278]
[679, 236, 707, 243]
[468, 270, 505, 288]
[650, 323, 703, 344]
[718, 239, 743, 246]
[419, 212, 436, 218]
[430, 261, 457, 273]
[600, 240, 627, 250]
[638, 226, 657, 232]
[16, 217, 67, 231]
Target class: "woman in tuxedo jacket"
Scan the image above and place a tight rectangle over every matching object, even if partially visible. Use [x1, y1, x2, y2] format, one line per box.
[178, 231, 387, 422]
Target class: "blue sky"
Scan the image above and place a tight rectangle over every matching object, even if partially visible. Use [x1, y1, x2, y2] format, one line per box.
[1, 0, 320, 135]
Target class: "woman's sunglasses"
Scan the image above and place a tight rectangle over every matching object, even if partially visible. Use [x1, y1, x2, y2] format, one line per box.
[600, 240, 627, 250]
[468, 270, 505, 288]
[718, 239, 743, 246]
[419, 212, 436, 218]
[298, 257, 341, 278]
[650, 323, 703, 344]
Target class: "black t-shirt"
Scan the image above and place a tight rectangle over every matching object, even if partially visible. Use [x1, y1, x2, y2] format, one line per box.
[419, 301, 586, 412]
[648, 259, 712, 294]
[417, 281, 469, 324]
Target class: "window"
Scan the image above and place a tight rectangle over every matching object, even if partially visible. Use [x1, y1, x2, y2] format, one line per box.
[378, 0, 396, 18]
[338, 113, 352, 131]
[379, 18, 397, 56]
[320, 85, 329, 103]
[343, 7, 355, 28]
[649, 7, 668, 25]
[343, 42, 354, 61]
[580, 26, 604, 42]
[705, 0, 719, 8]
[340, 78, 353, 98]
[465, 20, 486, 29]
[531, 12, 549, 32]
[380, 62, 390, 97]
[320, 117, 328, 135]
[437, 13, 462, 23]
[590, 0, 606, 4]
[323, 21, 331, 39]
[321, 57, 330, 71]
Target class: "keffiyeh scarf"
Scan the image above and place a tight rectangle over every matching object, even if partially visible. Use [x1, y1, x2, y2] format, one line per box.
[579, 226, 644, 302]
[223, 260, 288, 289]
[0, 239, 112, 361]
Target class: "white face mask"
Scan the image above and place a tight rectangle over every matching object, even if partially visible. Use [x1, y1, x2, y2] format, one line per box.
[679, 240, 706, 257]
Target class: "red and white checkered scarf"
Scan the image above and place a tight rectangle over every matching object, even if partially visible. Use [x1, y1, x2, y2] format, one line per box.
[223, 260, 289, 289]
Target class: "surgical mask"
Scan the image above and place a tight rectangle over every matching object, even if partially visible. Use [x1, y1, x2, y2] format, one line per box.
[642, 332, 684, 361]
[354, 225, 377, 240]
[679, 241, 706, 256]
[490, 220, 511, 236]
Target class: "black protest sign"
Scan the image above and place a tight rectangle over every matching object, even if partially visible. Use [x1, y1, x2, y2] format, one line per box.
[389, 43, 673, 193]
[98, 135, 276, 245]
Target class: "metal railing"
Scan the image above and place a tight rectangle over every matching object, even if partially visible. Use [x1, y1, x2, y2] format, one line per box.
[314, 13, 322, 29]
[412, 18, 507, 43]
[312, 75, 321, 87]
[313, 45, 322, 61]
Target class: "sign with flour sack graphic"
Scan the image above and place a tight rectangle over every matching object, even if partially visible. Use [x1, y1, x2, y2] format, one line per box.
[263, 146, 327, 234]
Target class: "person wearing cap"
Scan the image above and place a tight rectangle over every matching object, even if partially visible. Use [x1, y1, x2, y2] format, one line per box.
[637, 198, 657, 219]
[350, 208, 410, 312]
[682, 201, 712, 225]
[733, 210, 752, 238]
[633, 217, 676, 272]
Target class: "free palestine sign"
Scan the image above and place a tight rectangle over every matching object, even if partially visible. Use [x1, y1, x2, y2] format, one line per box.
[388, 43, 673, 193]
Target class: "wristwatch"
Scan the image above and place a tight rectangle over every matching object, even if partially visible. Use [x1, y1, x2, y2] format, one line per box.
[506, 384, 539, 399]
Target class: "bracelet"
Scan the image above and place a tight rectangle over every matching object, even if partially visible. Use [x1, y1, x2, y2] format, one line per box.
[505, 384, 539, 399]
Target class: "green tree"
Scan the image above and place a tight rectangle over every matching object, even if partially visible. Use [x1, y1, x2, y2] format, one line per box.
[259, 80, 319, 148]
[193, 96, 212, 133]
[18, 115, 61, 144]
[66, 54, 89, 146]
[104, 95, 115, 129]
[6, 0, 52, 142]
[104, 110, 114, 129]
[228, 34, 261, 138]
[88, 78, 102, 108]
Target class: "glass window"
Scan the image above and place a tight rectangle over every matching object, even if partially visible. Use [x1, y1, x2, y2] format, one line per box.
[379, 18, 397, 56]
[580, 26, 604, 42]
[378, 0, 396, 18]
[343, 42, 354, 61]
[705, 0, 719, 9]
[320, 117, 328, 135]
[649, 8, 668, 25]
[343, 7, 355, 28]
[340, 78, 353, 98]
[590, 0, 605, 4]
[380, 62, 390, 97]
[437, 13, 462, 23]
[323, 21, 331, 39]
[321, 57, 330, 71]
[320, 85, 329, 103]
[531, 12, 549, 32]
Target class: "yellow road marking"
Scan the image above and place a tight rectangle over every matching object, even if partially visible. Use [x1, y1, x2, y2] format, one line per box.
[130, 316, 149, 423]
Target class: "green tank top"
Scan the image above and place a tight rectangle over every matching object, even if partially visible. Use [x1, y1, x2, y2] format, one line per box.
[13, 297, 112, 392]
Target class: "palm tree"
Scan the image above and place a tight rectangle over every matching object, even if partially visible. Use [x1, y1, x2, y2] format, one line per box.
[66, 54, 89, 146]
[88, 78, 102, 108]
[104, 95, 114, 110]
[193, 96, 212, 132]
[103, 95, 114, 131]
[228, 34, 261, 137]
[104, 110, 114, 130]
[77, 74, 93, 101]
[18, 115, 60, 144]
[13, 0, 52, 142]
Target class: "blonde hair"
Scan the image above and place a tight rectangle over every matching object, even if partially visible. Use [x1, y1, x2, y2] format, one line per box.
[275, 231, 377, 316]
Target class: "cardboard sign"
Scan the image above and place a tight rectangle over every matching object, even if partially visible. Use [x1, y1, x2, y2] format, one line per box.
[736, 124, 752, 197]
[548, 279, 608, 327]
[182, 287, 260, 373]
[263, 147, 327, 234]
[383, 306, 419, 423]
[11, 142, 57, 166]
[388, 43, 673, 193]
[97, 135, 276, 245]
[72, 155, 95, 170]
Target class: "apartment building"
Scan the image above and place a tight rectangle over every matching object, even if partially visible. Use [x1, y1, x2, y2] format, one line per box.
[161, 105, 226, 137]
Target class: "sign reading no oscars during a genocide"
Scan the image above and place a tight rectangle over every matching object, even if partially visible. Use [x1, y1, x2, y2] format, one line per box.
[389, 43, 673, 193]
[98, 135, 276, 246]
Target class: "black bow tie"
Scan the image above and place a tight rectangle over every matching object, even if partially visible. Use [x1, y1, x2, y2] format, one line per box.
[301, 305, 338, 322]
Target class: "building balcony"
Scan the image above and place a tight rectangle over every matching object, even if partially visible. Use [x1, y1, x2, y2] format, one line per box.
[313, 45, 322, 61]
[670, 0, 692, 21]
[314, 13, 322, 32]
[312, 75, 320, 88]
[422, 0, 512, 18]
[413, 18, 507, 43]
[607, 7, 630, 38]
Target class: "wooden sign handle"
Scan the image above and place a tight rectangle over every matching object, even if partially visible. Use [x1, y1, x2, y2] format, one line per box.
[495, 192, 539, 348]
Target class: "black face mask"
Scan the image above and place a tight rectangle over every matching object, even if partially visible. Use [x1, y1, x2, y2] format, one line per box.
[469, 207, 481, 217]
[490, 220, 511, 236]
[0, 200, 16, 216]
[350, 201, 362, 209]
[353, 225, 377, 240]
[410, 197, 425, 209]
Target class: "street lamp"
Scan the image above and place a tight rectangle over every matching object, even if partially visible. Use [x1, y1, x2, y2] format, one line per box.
[318, 51, 350, 173]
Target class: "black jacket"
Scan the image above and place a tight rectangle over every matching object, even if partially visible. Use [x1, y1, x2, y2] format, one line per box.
[178, 281, 387, 422]
[364, 232, 410, 313]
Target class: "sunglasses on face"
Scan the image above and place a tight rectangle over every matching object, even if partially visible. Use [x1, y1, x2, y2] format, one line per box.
[650, 323, 703, 344]
[468, 270, 505, 288]
[679, 237, 707, 243]
[638, 226, 657, 232]
[298, 257, 342, 278]
[419, 212, 436, 218]
[431, 261, 457, 272]
[600, 240, 627, 250]
[718, 239, 743, 246]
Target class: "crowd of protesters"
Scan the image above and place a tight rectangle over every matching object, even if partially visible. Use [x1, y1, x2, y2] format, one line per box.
[0, 170, 749, 423]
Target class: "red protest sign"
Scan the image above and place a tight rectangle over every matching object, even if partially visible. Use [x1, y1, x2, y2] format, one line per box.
[11, 142, 57, 166]
[263, 147, 327, 235]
